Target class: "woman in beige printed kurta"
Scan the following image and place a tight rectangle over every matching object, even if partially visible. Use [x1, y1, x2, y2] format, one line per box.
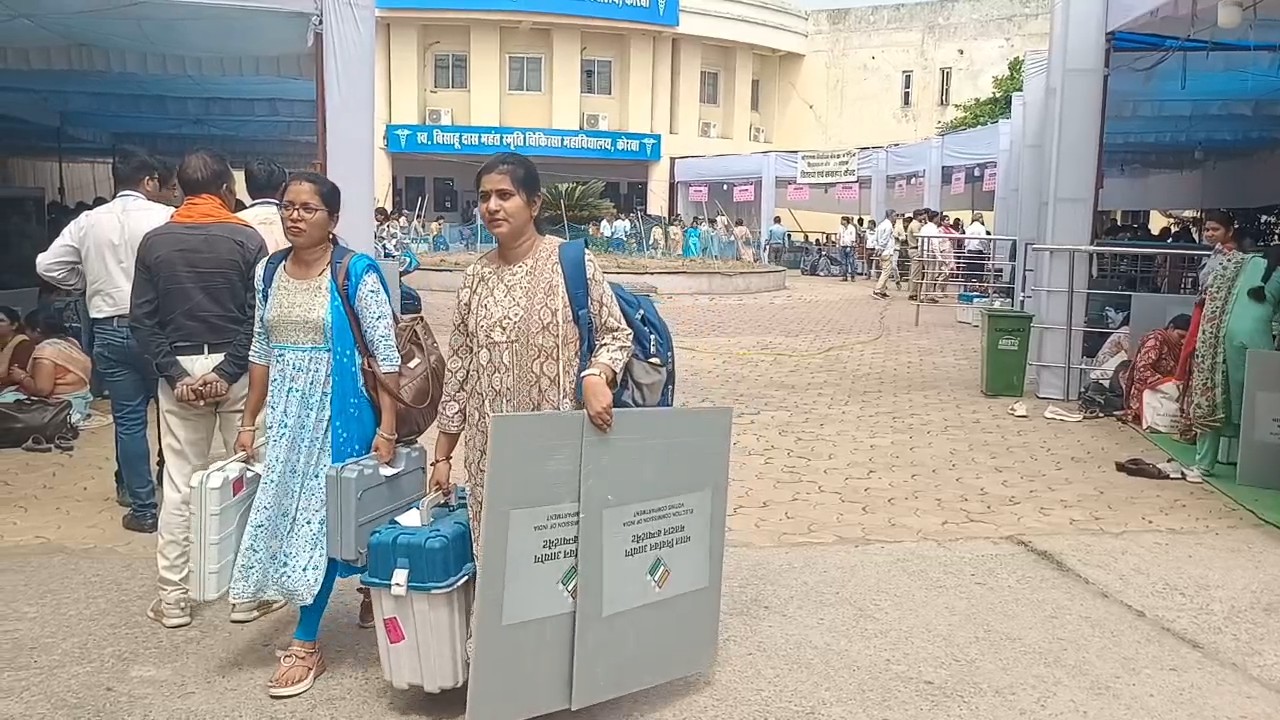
[430, 152, 633, 576]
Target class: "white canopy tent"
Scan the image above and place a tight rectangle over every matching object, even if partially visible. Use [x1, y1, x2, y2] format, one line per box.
[671, 123, 1004, 238]
[0, 0, 375, 251]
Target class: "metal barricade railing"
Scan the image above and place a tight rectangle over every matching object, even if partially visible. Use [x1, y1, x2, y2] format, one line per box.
[908, 234, 1020, 327]
[1019, 244, 1210, 398]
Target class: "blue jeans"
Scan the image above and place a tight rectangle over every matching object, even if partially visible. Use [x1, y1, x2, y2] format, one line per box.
[93, 322, 158, 517]
[840, 246, 856, 279]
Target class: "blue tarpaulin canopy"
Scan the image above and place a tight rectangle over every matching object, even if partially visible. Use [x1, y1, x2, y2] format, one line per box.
[1105, 44, 1280, 169]
[0, 0, 318, 164]
[1104, 3, 1280, 170]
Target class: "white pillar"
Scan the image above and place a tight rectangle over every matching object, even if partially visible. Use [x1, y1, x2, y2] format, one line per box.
[388, 22, 421, 124]
[646, 157, 670, 218]
[924, 136, 943, 211]
[324, 0, 376, 255]
[730, 46, 752, 141]
[673, 39, 701, 137]
[1035, 0, 1107, 400]
[551, 27, 581, 130]
[374, 20, 393, 210]
[651, 35, 674, 135]
[994, 118, 1012, 233]
[627, 34, 655, 133]
[470, 24, 501, 126]
[868, 149, 888, 220]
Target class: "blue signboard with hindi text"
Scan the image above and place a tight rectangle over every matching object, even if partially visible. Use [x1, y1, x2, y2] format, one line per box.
[385, 124, 662, 162]
[376, 0, 679, 27]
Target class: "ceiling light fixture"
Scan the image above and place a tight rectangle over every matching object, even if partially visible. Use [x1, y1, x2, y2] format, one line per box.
[1218, 0, 1244, 29]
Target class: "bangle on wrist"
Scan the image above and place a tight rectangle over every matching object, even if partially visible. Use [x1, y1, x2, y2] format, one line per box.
[430, 455, 452, 467]
[237, 425, 256, 433]
[375, 428, 396, 441]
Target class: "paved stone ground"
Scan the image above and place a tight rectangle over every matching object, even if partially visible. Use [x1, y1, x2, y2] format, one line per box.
[3, 272, 1276, 718]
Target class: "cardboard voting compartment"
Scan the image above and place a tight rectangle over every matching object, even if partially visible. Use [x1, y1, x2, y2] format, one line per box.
[572, 407, 732, 710]
[466, 412, 584, 720]
[1238, 349, 1280, 490]
[465, 408, 733, 720]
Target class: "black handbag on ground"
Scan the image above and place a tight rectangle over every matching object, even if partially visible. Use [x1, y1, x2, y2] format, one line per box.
[0, 398, 74, 449]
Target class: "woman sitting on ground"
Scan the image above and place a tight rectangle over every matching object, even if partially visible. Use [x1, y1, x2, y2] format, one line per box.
[2, 309, 94, 425]
[1120, 313, 1192, 424]
[0, 306, 34, 390]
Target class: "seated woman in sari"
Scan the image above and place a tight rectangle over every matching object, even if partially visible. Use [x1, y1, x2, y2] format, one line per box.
[0, 306, 34, 391]
[2, 309, 94, 425]
[1120, 313, 1192, 424]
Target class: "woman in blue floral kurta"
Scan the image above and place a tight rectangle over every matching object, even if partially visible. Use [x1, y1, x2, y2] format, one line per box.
[229, 173, 401, 699]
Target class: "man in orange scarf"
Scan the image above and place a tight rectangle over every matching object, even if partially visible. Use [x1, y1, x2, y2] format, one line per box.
[129, 149, 280, 630]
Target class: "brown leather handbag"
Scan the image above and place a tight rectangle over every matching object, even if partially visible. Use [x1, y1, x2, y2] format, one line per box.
[336, 256, 446, 442]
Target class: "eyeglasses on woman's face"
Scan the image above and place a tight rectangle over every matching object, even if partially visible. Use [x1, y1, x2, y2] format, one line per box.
[280, 203, 328, 220]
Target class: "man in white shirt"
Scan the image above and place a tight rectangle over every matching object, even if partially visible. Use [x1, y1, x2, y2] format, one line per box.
[964, 212, 990, 290]
[235, 157, 289, 253]
[838, 216, 858, 281]
[918, 209, 944, 302]
[872, 209, 898, 299]
[35, 148, 175, 533]
[599, 213, 614, 241]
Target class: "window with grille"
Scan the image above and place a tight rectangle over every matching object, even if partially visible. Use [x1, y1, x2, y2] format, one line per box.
[901, 71, 914, 108]
[750, 77, 761, 112]
[938, 67, 952, 106]
[581, 58, 613, 96]
[508, 55, 544, 93]
[432, 53, 468, 90]
[699, 69, 720, 106]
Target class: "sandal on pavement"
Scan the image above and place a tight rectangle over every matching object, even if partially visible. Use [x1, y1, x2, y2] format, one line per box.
[1044, 405, 1084, 422]
[21, 435, 51, 453]
[53, 433, 76, 452]
[1114, 458, 1167, 479]
[1007, 401, 1029, 418]
[358, 587, 375, 629]
[267, 645, 326, 699]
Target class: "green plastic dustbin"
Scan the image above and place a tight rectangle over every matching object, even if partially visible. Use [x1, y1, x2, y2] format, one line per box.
[979, 309, 1034, 397]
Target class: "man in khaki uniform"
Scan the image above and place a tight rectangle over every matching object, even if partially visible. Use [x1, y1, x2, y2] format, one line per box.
[906, 209, 925, 300]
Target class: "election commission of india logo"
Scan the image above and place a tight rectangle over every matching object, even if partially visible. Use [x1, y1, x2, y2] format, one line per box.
[559, 564, 578, 600]
[647, 557, 671, 591]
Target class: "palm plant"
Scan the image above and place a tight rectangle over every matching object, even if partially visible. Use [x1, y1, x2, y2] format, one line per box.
[540, 180, 615, 233]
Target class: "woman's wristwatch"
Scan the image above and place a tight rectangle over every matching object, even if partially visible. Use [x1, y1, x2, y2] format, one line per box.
[580, 367, 615, 389]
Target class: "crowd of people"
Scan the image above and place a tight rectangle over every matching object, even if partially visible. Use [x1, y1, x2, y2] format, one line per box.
[815, 208, 991, 300]
[2, 146, 402, 696]
[1095, 209, 1280, 481]
[5, 146, 640, 698]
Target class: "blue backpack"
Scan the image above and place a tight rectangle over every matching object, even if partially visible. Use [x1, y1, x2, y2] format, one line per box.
[558, 240, 675, 408]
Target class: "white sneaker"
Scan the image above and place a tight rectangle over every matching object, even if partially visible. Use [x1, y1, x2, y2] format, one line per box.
[1043, 405, 1083, 422]
[147, 597, 192, 629]
[229, 598, 288, 624]
[1007, 401, 1029, 418]
[1184, 468, 1206, 484]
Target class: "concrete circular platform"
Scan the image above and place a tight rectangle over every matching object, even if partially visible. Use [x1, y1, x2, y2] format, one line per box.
[407, 264, 787, 295]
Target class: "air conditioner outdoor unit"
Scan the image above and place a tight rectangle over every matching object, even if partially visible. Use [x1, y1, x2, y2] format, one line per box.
[424, 107, 453, 125]
[750, 125, 767, 143]
[582, 112, 609, 131]
[698, 120, 720, 139]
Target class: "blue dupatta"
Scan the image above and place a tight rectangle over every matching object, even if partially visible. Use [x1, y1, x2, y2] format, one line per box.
[327, 250, 391, 576]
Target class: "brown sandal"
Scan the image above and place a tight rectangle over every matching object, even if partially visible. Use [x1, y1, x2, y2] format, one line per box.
[267, 645, 326, 698]
[357, 587, 375, 629]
